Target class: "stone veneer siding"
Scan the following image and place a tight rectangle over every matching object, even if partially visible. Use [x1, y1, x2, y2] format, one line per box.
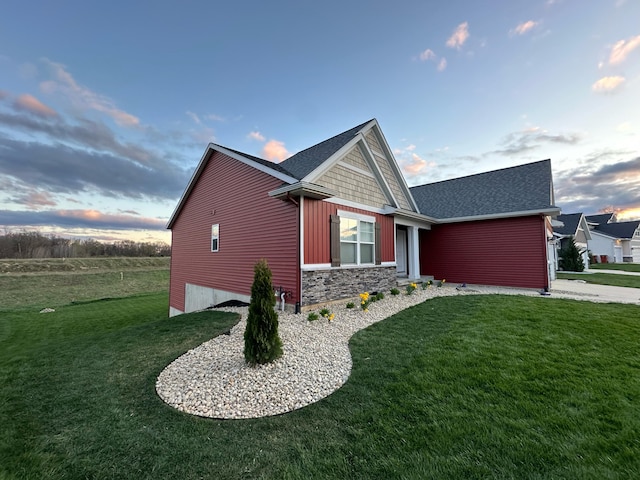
[301, 266, 397, 306]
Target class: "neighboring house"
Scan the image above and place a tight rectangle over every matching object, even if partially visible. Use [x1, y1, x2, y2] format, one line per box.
[586, 214, 640, 263]
[553, 213, 591, 270]
[167, 119, 560, 316]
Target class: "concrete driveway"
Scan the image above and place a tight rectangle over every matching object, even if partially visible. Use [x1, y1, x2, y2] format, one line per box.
[550, 279, 640, 305]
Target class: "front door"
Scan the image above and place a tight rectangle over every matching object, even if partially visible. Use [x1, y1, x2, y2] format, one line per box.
[396, 229, 408, 276]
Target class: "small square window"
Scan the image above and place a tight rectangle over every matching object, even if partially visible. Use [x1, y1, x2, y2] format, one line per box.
[211, 224, 219, 252]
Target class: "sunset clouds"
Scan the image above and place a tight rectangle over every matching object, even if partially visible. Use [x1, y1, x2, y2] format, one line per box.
[13, 94, 57, 117]
[592, 76, 625, 93]
[39, 59, 140, 127]
[509, 20, 538, 36]
[608, 34, 640, 65]
[261, 139, 290, 162]
[446, 22, 469, 50]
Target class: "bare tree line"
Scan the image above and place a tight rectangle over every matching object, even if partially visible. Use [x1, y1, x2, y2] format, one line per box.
[0, 231, 171, 259]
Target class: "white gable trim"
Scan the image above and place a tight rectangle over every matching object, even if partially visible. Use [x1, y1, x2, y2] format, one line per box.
[367, 124, 421, 213]
[302, 120, 418, 212]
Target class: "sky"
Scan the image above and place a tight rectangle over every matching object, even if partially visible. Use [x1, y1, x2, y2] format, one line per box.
[1, 0, 639, 245]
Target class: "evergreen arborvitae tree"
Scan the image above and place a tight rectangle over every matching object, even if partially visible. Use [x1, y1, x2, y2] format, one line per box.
[558, 236, 585, 272]
[244, 259, 283, 365]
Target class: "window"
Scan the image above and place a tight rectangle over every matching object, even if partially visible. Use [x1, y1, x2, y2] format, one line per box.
[339, 216, 375, 265]
[211, 224, 219, 252]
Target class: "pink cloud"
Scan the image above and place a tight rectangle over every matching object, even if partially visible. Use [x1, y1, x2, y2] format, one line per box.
[248, 131, 265, 141]
[10, 189, 57, 208]
[592, 76, 625, 93]
[13, 94, 57, 117]
[419, 49, 436, 61]
[609, 34, 640, 65]
[40, 59, 140, 127]
[437, 58, 447, 72]
[403, 153, 435, 175]
[510, 20, 538, 36]
[446, 22, 469, 50]
[261, 139, 290, 162]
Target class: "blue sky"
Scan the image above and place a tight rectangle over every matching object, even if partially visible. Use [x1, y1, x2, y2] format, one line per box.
[1, 0, 639, 244]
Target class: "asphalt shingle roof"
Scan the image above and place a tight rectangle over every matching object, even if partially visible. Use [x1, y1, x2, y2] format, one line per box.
[409, 159, 556, 219]
[585, 213, 614, 225]
[555, 213, 583, 236]
[593, 221, 640, 239]
[278, 119, 374, 180]
[220, 146, 296, 178]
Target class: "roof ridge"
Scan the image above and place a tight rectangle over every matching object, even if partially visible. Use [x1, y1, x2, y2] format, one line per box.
[410, 159, 551, 189]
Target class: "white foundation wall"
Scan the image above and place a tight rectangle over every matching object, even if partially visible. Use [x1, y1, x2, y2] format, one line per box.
[181, 283, 251, 315]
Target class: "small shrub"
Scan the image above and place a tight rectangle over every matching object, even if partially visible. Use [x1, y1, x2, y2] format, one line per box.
[406, 282, 417, 295]
[437, 279, 446, 287]
[346, 302, 355, 309]
[390, 288, 400, 296]
[375, 292, 384, 301]
[244, 259, 283, 366]
[307, 312, 319, 321]
[421, 280, 431, 290]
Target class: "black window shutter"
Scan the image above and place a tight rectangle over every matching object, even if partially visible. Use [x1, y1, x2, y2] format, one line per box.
[375, 222, 381, 265]
[330, 214, 340, 267]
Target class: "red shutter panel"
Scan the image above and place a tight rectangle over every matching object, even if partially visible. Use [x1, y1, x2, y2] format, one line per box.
[330, 214, 341, 267]
[375, 222, 381, 265]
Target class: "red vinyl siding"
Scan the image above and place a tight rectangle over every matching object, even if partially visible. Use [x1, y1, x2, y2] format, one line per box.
[303, 199, 394, 264]
[170, 151, 298, 312]
[419, 215, 549, 289]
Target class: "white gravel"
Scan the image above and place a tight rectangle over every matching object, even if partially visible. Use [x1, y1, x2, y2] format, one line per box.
[155, 282, 629, 420]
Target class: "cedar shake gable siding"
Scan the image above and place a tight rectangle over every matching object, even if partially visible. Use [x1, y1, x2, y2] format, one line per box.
[169, 149, 298, 314]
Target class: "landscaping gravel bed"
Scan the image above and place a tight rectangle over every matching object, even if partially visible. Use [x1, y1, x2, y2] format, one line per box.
[157, 280, 634, 420]
[156, 284, 545, 420]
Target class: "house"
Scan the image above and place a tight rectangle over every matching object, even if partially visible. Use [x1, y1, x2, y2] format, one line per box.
[586, 214, 640, 263]
[167, 119, 560, 317]
[552, 213, 592, 269]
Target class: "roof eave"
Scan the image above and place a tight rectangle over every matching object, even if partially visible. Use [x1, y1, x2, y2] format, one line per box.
[435, 207, 562, 224]
[382, 205, 437, 224]
[268, 182, 337, 200]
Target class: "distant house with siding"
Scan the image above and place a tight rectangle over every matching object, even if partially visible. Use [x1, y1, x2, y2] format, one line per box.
[167, 119, 560, 316]
[586, 214, 640, 263]
[553, 213, 591, 269]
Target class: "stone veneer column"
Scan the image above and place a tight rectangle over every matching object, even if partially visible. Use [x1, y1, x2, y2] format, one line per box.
[301, 266, 397, 307]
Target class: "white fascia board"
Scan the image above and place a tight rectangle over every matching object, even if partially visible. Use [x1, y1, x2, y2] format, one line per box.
[167, 144, 298, 228]
[383, 205, 437, 225]
[268, 181, 336, 199]
[435, 207, 562, 224]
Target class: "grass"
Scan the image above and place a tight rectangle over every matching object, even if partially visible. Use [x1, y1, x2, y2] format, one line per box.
[557, 272, 640, 289]
[2, 292, 639, 479]
[0, 257, 169, 309]
[590, 263, 640, 273]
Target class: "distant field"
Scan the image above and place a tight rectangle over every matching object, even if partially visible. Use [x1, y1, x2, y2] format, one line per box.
[0, 257, 170, 310]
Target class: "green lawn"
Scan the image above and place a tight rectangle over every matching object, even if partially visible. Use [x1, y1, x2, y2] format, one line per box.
[557, 272, 640, 289]
[590, 263, 640, 273]
[2, 293, 639, 479]
[0, 268, 169, 309]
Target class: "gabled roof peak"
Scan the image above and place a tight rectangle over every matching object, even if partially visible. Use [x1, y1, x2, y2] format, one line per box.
[278, 119, 376, 180]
